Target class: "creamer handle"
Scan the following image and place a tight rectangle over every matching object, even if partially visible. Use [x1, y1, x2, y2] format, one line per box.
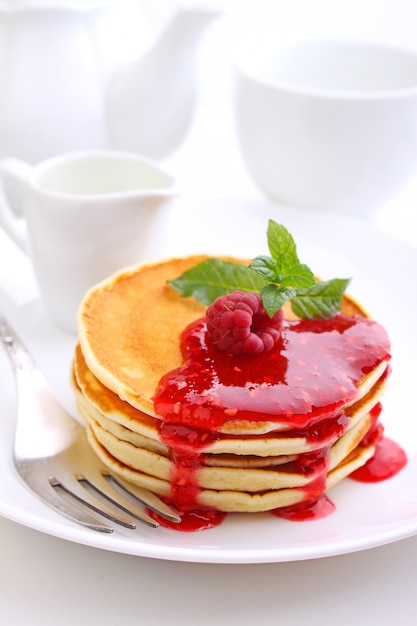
[0, 158, 32, 253]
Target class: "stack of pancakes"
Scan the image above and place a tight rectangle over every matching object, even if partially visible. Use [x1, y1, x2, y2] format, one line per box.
[72, 256, 390, 514]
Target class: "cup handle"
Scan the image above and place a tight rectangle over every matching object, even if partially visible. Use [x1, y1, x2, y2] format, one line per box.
[0, 158, 32, 253]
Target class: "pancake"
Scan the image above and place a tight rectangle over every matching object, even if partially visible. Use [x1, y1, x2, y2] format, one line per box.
[72, 343, 387, 457]
[78, 256, 209, 417]
[73, 357, 376, 473]
[79, 394, 374, 490]
[79, 410, 376, 513]
[77, 255, 385, 428]
[73, 343, 160, 443]
[74, 254, 391, 519]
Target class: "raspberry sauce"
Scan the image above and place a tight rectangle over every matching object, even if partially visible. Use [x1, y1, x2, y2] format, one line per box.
[153, 313, 401, 530]
[272, 494, 336, 522]
[156, 315, 390, 432]
[350, 438, 408, 482]
[148, 498, 227, 532]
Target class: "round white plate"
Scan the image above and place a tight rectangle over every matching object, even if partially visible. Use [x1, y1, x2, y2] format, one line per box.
[1, 199, 416, 564]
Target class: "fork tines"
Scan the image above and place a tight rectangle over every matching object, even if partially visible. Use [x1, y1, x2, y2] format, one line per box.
[48, 471, 181, 532]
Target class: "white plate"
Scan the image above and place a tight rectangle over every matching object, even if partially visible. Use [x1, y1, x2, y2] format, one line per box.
[1, 199, 416, 564]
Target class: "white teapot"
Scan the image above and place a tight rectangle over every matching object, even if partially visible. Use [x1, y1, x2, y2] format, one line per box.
[0, 1, 220, 163]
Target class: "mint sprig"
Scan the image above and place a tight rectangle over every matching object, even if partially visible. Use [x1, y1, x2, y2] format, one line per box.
[168, 220, 350, 319]
[168, 258, 267, 305]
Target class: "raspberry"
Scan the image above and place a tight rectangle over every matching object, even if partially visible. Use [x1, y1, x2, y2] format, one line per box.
[206, 291, 283, 355]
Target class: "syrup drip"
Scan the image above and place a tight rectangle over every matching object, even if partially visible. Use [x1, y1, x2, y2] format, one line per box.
[153, 313, 403, 531]
[350, 437, 407, 483]
[148, 500, 226, 532]
[272, 494, 336, 522]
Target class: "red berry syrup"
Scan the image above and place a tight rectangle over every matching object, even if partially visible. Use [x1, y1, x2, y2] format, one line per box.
[273, 494, 336, 522]
[153, 313, 401, 530]
[350, 438, 407, 483]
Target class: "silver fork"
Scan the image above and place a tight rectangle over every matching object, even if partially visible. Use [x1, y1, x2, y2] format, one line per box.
[0, 313, 180, 533]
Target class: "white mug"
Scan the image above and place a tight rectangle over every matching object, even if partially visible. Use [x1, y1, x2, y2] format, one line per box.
[0, 150, 178, 331]
[233, 34, 417, 217]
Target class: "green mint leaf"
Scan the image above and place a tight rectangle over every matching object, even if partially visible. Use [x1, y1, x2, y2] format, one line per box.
[260, 284, 296, 317]
[168, 258, 267, 305]
[267, 220, 300, 272]
[249, 255, 279, 282]
[250, 257, 315, 288]
[168, 220, 350, 320]
[290, 278, 351, 319]
[278, 263, 316, 289]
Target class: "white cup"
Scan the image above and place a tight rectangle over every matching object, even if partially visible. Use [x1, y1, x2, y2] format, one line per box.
[0, 150, 178, 331]
[233, 34, 417, 217]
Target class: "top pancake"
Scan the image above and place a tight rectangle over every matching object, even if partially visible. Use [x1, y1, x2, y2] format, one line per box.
[78, 256, 207, 415]
[77, 255, 384, 425]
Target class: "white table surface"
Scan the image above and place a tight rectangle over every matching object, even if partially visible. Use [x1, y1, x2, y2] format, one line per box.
[2, 3, 417, 624]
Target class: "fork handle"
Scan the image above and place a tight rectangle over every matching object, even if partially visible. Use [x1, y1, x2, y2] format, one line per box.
[0, 314, 35, 374]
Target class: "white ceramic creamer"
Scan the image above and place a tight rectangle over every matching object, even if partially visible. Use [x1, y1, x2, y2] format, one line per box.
[0, 150, 179, 331]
